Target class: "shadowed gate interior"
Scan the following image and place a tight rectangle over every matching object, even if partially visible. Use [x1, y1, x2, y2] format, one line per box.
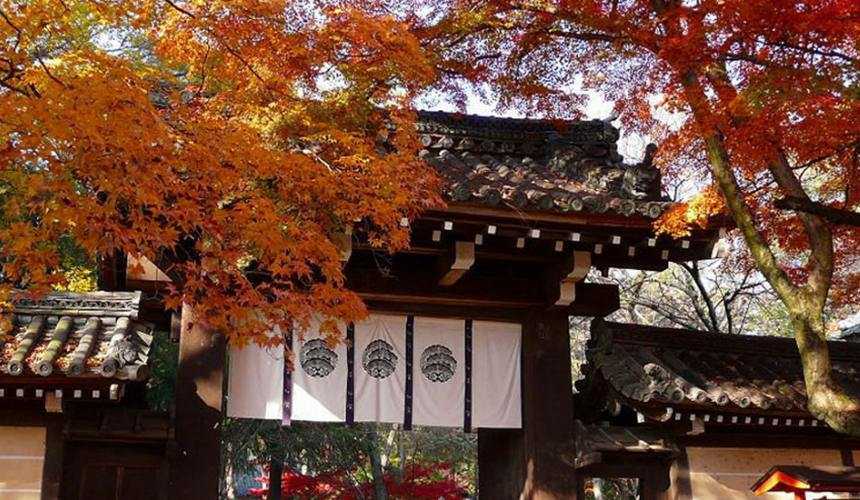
[63, 442, 168, 500]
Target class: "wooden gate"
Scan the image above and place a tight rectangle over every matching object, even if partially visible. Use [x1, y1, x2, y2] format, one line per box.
[60, 408, 173, 500]
[63, 442, 169, 500]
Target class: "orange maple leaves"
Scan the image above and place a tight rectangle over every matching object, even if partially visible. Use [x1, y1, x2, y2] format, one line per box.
[0, 1, 442, 345]
[422, 0, 858, 310]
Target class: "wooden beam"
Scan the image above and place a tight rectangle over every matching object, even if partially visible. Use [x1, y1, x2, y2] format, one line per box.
[41, 414, 64, 500]
[345, 253, 619, 317]
[400, 217, 682, 270]
[345, 254, 545, 310]
[554, 251, 591, 306]
[437, 241, 475, 286]
[435, 204, 656, 229]
[365, 300, 528, 322]
[362, 281, 619, 319]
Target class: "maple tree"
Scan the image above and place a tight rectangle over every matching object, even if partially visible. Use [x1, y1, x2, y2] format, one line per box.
[249, 464, 466, 499]
[0, 1, 441, 344]
[416, 0, 860, 433]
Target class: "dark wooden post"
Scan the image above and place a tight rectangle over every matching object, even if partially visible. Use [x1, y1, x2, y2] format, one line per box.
[478, 309, 578, 499]
[171, 302, 225, 500]
[40, 415, 64, 500]
[97, 249, 127, 291]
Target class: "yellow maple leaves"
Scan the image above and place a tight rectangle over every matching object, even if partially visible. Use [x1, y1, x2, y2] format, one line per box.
[655, 185, 726, 238]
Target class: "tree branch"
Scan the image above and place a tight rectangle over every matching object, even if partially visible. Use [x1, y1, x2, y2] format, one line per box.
[772, 41, 859, 65]
[775, 196, 860, 227]
[678, 69, 799, 307]
[164, 0, 196, 18]
[37, 57, 66, 89]
[679, 261, 721, 333]
[766, 151, 833, 303]
[632, 301, 703, 331]
[544, 28, 624, 44]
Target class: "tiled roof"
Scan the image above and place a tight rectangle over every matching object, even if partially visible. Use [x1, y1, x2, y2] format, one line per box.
[0, 291, 153, 381]
[579, 320, 860, 419]
[572, 420, 676, 467]
[416, 111, 670, 218]
[839, 322, 860, 341]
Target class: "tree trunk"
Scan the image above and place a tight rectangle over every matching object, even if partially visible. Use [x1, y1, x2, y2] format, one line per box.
[676, 68, 860, 435]
[223, 447, 235, 500]
[367, 427, 389, 500]
[395, 429, 405, 484]
[268, 455, 284, 500]
[793, 313, 860, 435]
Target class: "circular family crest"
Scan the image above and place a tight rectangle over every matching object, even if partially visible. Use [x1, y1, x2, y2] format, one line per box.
[300, 339, 338, 378]
[362, 339, 398, 379]
[420, 344, 457, 383]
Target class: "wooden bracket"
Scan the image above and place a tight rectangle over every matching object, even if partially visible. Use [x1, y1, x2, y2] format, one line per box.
[45, 392, 62, 413]
[554, 251, 591, 306]
[437, 241, 475, 286]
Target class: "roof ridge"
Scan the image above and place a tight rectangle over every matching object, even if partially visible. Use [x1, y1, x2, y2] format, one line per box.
[12, 290, 142, 318]
[595, 320, 860, 361]
[416, 109, 621, 145]
[417, 109, 600, 126]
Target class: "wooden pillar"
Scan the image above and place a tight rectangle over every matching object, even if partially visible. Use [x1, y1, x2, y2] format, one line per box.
[40, 415, 64, 500]
[639, 478, 669, 500]
[171, 302, 225, 500]
[97, 249, 127, 291]
[479, 309, 578, 499]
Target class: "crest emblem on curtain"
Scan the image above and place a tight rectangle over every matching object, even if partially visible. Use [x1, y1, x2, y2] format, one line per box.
[362, 339, 398, 379]
[420, 345, 457, 383]
[300, 339, 338, 378]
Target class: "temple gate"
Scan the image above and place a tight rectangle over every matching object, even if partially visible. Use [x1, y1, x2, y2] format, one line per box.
[0, 111, 726, 500]
[164, 111, 723, 499]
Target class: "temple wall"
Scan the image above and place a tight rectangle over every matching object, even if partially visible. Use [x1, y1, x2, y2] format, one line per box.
[680, 446, 848, 500]
[0, 426, 45, 500]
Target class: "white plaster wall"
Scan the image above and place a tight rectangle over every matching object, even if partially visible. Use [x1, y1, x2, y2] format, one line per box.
[684, 447, 847, 500]
[0, 426, 45, 500]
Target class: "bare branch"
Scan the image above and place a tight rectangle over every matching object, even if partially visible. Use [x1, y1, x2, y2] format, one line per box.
[679, 261, 721, 333]
[544, 28, 623, 44]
